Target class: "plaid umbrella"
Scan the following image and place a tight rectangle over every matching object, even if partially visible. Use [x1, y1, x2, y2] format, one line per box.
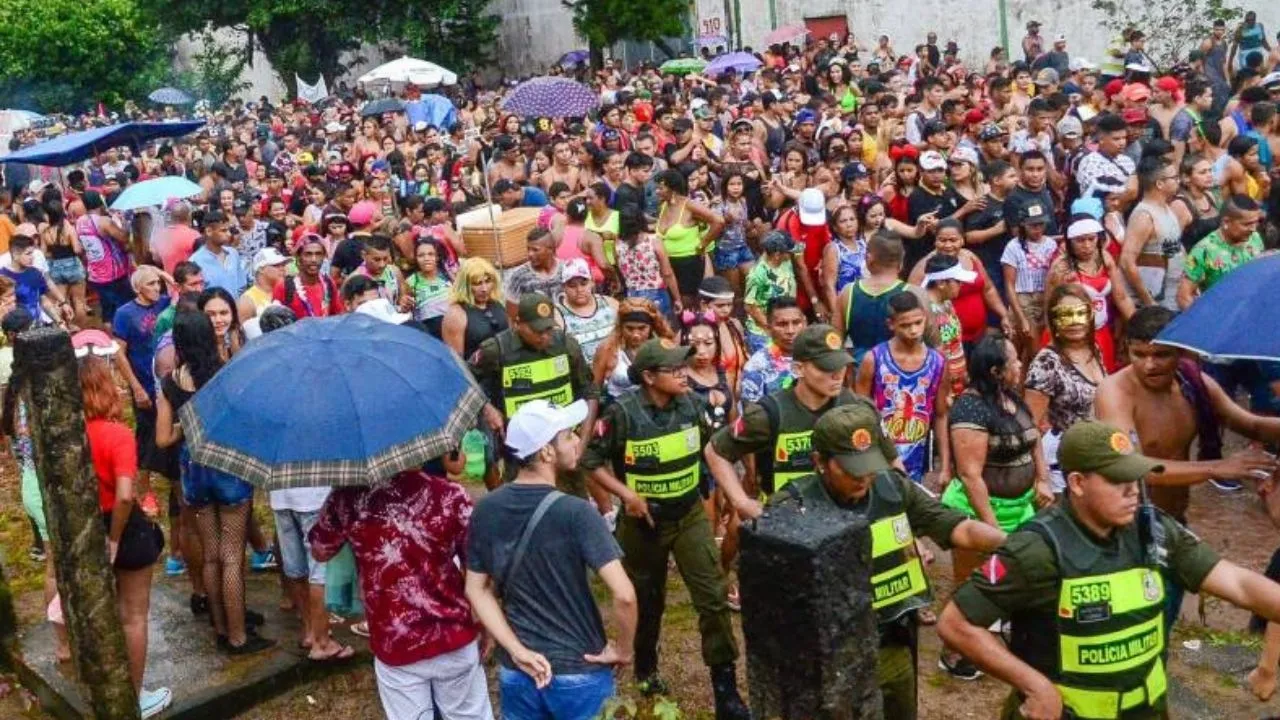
[501, 77, 599, 118]
[659, 57, 708, 75]
[148, 87, 193, 105]
[179, 314, 486, 489]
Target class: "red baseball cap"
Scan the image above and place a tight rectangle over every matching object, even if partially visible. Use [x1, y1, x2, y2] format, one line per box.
[1155, 76, 1181, 93]
[964, 108, 987, 125]
[1104, 78, 1126, 98]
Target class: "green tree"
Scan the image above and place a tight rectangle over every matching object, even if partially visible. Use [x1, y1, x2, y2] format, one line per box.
[373, 0, 500, 75]
[169, 31, 253, 108]
[563, 0, 689, 65]
[1090, 0, 1243, 68]
[0, 0, 170, 112]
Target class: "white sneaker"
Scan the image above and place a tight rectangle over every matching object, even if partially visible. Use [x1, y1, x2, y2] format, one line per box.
[140, 687, 172, 719]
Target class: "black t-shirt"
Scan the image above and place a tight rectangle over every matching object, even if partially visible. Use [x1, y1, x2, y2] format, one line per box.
[612, 181, 646, 221]
[964, 193, 1011, 286]
[211, 160, 248, 187]
[331, 235, 367, 277]
[906, 185, 965, 273]
[466, 483, 623, 674]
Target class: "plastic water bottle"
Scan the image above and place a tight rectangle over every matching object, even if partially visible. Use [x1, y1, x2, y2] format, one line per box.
[462, 429, 487, 480]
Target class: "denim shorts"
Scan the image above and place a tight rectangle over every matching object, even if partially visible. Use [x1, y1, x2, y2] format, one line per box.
[625, 287, 671, 316]
[49, 257, 86, 285]
[180, 446, 253, 507]
[274, 508, 325, 583]
[712, 243, 755, 272]
[498, 665, 614, 720]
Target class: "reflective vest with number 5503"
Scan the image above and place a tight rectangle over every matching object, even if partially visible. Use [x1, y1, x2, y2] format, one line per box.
[614, 391, 702, 501]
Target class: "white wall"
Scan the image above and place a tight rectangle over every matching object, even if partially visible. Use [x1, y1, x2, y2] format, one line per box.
[491, 0, 587, 76]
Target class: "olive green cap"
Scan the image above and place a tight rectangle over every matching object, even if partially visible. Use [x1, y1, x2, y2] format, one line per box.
[811, 404, 890, 477]
[517, 292, 557, 332]
[1058, 421, 1164, 484]
[631, 337, 694, 373]
[791, 324, 855, 372]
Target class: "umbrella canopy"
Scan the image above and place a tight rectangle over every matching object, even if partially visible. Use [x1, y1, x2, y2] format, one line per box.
[659, 57, 707, 75]
[110, 176, 204, 211]
[148, 87, 194, 105]
[559, 50, 590, 68]
[764, 24, 809, 46]
[1156, 253, 1280, 361]
[357, 57, 458, 88]
[1, 121, 206, 167]
[360, 97, 406, 117]
[705, 51, 763, 76]
[501, 77, 598, 118]
[180, 313, 487, 489]
[405, 95, 458, 130]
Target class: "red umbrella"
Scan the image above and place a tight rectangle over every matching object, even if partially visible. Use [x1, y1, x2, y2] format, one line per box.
[764, 24, 809, 46]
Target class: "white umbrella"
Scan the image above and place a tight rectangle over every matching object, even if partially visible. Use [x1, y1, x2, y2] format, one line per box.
[357, 57, 458, 88]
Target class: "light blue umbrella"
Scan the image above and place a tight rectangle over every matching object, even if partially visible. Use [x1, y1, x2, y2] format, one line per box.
[148, 87, 193, 105]
[109, 176, 204, 211]
[180, 313, 486, 489]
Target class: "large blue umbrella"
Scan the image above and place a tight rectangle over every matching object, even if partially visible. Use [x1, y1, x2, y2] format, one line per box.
[110, 176, 203, 211]
[501, 77, 598, 118]
[705, 51, 762, 76]
[179, 313, 487, 489]
[1156, 253, 1280, 361]
[1, 120, 206, 167]
[149, 87, 194, 105]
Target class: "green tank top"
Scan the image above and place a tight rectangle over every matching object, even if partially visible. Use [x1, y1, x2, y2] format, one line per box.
[658, 201, 702, 259]
[585, 209, 619, 265]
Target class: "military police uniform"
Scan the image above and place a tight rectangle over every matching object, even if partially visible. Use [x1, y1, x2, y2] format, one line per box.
[469, 292, 597, 490]
[950, 421, 1221, 720]
[767, 404, 970, 720]
[711, 325, 897, 497]
[580, 338, 745, 710]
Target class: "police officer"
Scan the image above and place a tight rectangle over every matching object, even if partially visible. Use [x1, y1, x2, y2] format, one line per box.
[470, 291, 598, 491]
[938, 420, 1280, 720]
[705, 324, 903, 519]
[582, 338, 751, 720]
[763, 404, 1006, 719]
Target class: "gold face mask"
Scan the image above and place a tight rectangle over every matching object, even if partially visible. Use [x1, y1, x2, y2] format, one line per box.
[1050, 304, 1091, 332]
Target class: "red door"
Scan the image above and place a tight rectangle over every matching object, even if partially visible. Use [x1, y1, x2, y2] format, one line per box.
[804, 15, 850, 45]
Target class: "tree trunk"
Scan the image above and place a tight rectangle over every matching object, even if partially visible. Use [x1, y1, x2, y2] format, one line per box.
[17, 328, 139, 720]
[0, 557, 16, 642]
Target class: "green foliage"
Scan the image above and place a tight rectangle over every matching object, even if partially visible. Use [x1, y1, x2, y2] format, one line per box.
[564, 0, 688, 52]
[1089, 0, 1243, 68]
[374, 0, 500, 76]
[0, 0, 170, 112]
[598, 694, 686, 719]
[169, 31, 253, 108]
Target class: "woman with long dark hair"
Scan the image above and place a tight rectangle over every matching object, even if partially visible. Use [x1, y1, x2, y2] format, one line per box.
[198, 287, 245, 361]
[937, 333, 1049, 679]
[156, 311, 273, 655]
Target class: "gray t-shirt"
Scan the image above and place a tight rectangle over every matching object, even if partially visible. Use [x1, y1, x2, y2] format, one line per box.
[467, 482, 622, 674]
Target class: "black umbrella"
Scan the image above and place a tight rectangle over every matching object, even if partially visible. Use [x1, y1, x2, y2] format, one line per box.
[360, 98, 405, 117]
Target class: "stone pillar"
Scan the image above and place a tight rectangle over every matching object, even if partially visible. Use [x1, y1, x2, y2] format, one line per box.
[739, 499, 882, 720]
[0, 558, 16, 641]
[17, 327, 140, 720]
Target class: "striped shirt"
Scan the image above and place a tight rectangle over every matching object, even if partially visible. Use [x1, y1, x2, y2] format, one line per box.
[1001, 236, 1058, 294]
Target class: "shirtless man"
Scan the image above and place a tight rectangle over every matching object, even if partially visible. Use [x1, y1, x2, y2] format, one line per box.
[1095, 307, 1280, 623]
[486, 134, 527, 186]
[540, 138, 583, 193]
[1149, 77, 1184, 143]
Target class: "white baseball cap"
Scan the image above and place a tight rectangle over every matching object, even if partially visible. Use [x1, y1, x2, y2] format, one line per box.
[505, 399, 589, 460]
[798, 188, 826, 226]
[252, 247, 290, 273]
[924, 263, 977, 286]
[1069, 57, 1097, 72]
[562, 257, 592, 282]
[1067, 218, 1104, 239]
[919, 150, 947, 171]
[355, 297, 411, 325]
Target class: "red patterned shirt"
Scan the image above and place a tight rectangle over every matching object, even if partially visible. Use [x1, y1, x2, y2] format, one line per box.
[309, 470, 478, 666]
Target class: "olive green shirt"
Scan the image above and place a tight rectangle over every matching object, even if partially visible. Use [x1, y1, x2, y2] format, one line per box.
[772, 471, 968, 550]
[709, 391, 897, 463]
[581, 389, 713, 473]
[952, 505, 1221, 629]
[469, 328, 598, 414]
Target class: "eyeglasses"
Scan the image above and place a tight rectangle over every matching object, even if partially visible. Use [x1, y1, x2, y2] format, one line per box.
[654, 365, 688, 377]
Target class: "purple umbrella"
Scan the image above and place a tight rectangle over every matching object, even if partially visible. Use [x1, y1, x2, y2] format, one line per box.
[501, 76, 599, 118]
[559, 50, 590, 68]
[705, 51, 763, 77]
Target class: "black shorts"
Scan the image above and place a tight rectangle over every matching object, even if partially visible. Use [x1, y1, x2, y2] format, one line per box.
[135, 404, 180, 481]
[104, 509, 165, 571]
[668, 255, 706, 300]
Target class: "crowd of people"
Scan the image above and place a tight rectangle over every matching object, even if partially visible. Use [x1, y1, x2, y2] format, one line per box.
[7, 11, 1280, 720]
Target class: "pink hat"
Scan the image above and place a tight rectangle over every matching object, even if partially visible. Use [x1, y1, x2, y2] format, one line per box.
[347, 200, 379, 227]
[1120, 83, 1151, 104]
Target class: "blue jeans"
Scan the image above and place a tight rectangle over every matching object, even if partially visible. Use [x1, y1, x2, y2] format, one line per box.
[712, 242, 755, 272]
[625, 287, 671, 316]
[498, 666, 614, 720]
[179, 447, 253, 507]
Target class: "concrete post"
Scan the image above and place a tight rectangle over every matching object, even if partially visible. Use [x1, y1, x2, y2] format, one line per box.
[739, 498, 883, 720]
[17, 327, 140, 720]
